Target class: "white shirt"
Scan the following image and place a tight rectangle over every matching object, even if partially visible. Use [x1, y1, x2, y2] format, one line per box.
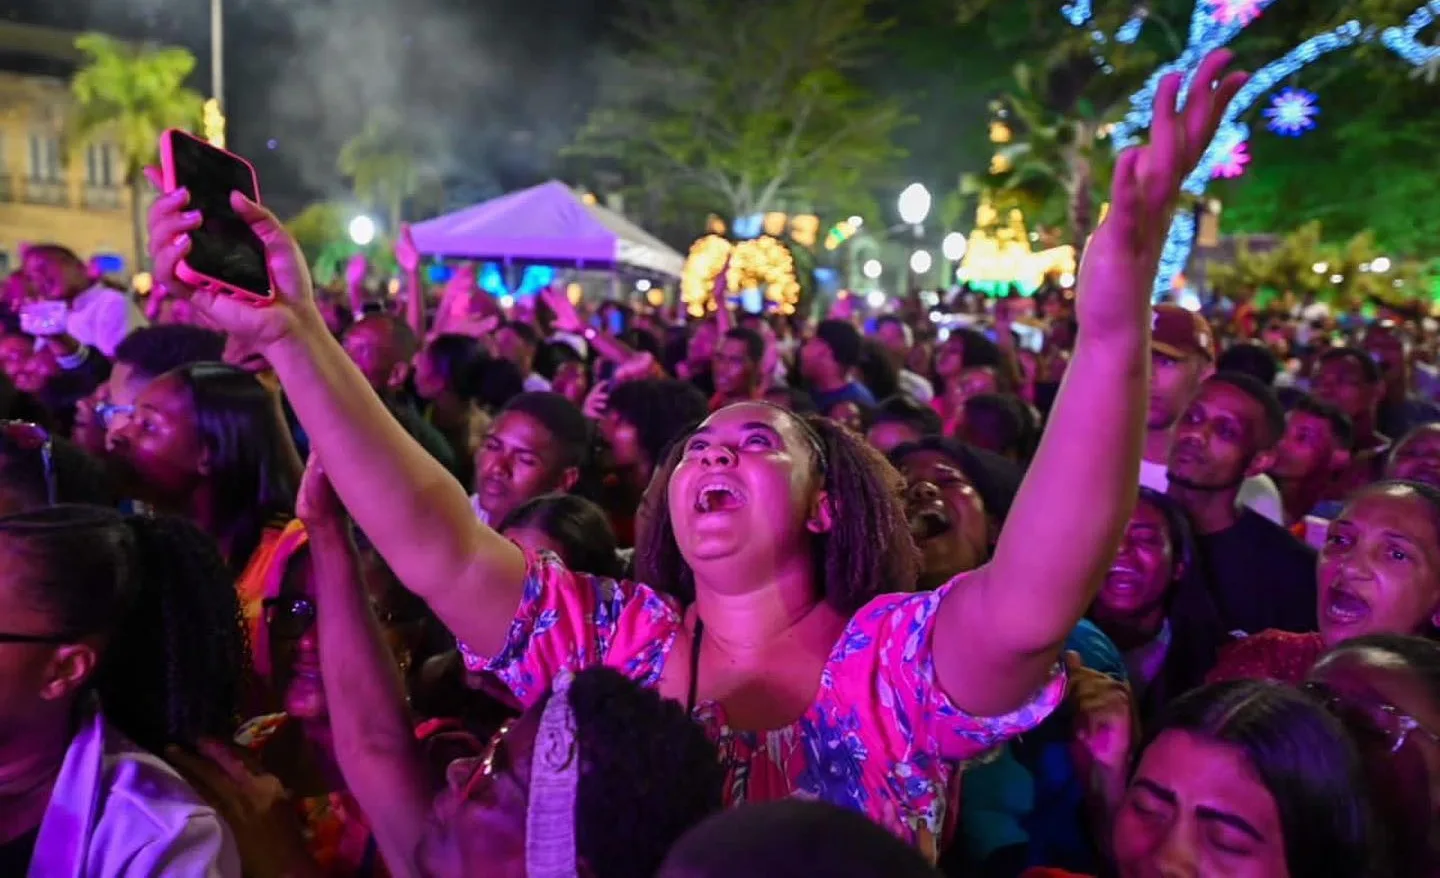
[67, 284, 148, 357]
[897, 369, 934, 403]
[1139, 458, 1285, 525]
[31, 702, 240, 877]
[523, 372, 553, 393]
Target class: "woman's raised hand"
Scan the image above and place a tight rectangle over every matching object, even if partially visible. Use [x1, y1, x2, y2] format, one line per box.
[143, 166, 320, 354]
[1077, 50, 1247, 338]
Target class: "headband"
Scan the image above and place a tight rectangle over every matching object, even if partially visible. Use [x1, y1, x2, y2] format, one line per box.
[525, 669, 581, 877]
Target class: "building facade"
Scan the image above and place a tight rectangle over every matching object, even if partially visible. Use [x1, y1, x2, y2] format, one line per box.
[0, 23, 136, 276]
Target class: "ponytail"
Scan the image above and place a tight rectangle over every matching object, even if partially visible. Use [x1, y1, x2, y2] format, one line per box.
[0, 505, 248, 754]
[100, 515, 248, 753]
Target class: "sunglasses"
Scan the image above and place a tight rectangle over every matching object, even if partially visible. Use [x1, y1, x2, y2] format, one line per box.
[1304, 681, 1440, 754]
[262, 595, 316, 639]
[0, 421, 56, 506]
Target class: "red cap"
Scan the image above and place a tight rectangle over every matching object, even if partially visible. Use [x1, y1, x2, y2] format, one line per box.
[1151, 305, 1214, 361]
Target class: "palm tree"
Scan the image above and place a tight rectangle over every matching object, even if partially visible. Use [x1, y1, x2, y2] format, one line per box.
[337, 109, 420, 236]
[986, 63, 1116, 252]
[69, 33, 206, 271]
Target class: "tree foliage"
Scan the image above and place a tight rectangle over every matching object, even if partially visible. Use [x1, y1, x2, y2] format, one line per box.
[1209, 221, 1433, 308]
[68, 33, 206, 269]
[566, 0, 910, 221]
[338, 108, 425, 237]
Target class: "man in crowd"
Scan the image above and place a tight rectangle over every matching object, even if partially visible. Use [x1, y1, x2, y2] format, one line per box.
[341, 314, 457, 475]
[1166, 372, 1318, 635]
[1269, 394, 1353, 528]
[1311, 347, 1390, 497]
[875, 315, 935, 403]
[801, 319, 876, 414]
[709, 327, 765, 411]
[1363, 320, 1440, 440]
[495, 320, 552, 393]
[22, 244, 147, 358]
[1141, 304, 1284, 523]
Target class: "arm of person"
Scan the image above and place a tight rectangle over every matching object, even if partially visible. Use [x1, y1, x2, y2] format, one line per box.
[931, 52, 1246, 718]
[307, 522, 430, 878]
[266, 311, 525, 654]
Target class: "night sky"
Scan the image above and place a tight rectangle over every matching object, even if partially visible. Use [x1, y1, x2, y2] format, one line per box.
[4, 0, 625, 216]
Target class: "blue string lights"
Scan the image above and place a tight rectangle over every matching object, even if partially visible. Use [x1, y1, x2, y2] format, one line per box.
[1066, 1, 1436, 297]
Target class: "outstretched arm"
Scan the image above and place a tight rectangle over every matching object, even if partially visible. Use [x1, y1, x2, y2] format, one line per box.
[143, 169, 525, 656]
[933, 51, 1247, 717]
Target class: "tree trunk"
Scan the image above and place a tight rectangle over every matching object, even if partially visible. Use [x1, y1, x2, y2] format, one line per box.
[390, 194, 403, 240]
[130, 172, 149, 273]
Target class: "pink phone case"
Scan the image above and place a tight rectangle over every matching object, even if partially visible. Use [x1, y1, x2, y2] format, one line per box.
[158, 129, 275, 306]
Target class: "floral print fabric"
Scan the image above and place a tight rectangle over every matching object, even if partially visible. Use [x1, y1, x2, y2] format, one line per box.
[474, 551, 1066, 847]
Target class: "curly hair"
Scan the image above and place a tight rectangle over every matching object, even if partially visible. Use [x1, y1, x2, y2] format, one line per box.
[606, 379, 710, 472]
[562, 665, 723, 878]
[635, 405, 918, 610]
[113, 324, 226, 380]
[0, 506, 248, 754]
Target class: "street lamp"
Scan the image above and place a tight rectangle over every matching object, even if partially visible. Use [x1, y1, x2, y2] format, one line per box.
[942, 232, 968, 262]
[862, 259, 883, 280]
[865, 290, 886, 309]
[897, 183, 932, 226]
[1370, 256, 1392, 273]
[348, 216, 377, 246]
[910, 250, 933, 275]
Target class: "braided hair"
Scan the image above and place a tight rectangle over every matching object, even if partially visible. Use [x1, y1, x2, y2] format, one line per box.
[0, 506, 248, 753]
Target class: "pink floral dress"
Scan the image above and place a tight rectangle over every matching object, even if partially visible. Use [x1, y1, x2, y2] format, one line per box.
[468, 551, 1065, 850]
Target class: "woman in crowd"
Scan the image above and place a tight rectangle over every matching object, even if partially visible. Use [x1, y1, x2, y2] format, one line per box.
[105, 361, 304, 668]
[1106, 680, 1378, 877]
[496, 493, 624, 579]
[0, 502, 248, 875]
[295, 457, 724, 877]
[1210, 479, 1440, 683]
[412, 333, 488, 467]
[1306, 634, 1440, 876]
[1089, 488, 1227, 719]
[144, 53, 1246, 862]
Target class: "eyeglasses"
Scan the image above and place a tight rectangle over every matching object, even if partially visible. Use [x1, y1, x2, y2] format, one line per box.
[94, 402, 134, 429]
[262, 596, 316, 639]
[1303, 681, 1440, 754]
[0, 421, 56, 506]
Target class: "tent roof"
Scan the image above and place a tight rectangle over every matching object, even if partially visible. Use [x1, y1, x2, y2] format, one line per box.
[409, 180, 685, 277]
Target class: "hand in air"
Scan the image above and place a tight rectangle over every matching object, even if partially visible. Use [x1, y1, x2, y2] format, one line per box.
[1078, 50, 1247, 336]
[394, 223, 420, 273]
[143, 167, 318, 354]
[296, 454, 344, 528]
[344, 252, 369, 289]
[1065, 651, 1135, 777]
[540, 283, 585, 334]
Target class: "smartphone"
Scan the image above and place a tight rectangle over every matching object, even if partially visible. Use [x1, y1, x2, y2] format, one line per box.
[158, 129, 272, 304]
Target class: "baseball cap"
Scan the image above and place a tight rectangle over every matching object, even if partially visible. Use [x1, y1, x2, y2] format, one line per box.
[1151, 305, 1214, 361]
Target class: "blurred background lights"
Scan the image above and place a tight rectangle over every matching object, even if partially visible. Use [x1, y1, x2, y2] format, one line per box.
[862, 259, 883, 279]
[942, 232, 968, 261]
[348, 215, 376, 246]
[865, 290, 886, 309]
[909, 250, 933, 274]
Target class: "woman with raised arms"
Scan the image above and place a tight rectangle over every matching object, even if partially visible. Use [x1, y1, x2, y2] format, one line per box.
[143, 50, 1245, 865]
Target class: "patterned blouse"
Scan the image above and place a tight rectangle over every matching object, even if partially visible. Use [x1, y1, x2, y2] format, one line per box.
[471, 551, 1066, 852]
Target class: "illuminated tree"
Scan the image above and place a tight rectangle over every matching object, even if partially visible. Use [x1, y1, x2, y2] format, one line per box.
[566, 0, 909, 220]
[68, 34, 205, 270]
[1063, 0, 1439, 295]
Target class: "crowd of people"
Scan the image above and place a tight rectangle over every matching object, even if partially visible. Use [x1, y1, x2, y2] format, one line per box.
[0, 51, 1436, 877]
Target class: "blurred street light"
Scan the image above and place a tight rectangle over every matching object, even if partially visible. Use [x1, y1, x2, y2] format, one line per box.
[910, 250, 933, 275]
[865, 290, 886, 309]
[942, 232, 968, 261]
[348, 216, 377, 246]
[897, 183, 932, 225]
[862, 259, 883, 279]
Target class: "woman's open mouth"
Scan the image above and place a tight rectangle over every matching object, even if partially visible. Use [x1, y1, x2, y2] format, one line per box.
[694, 480, 747, 514]
[907, 506, 952, 541]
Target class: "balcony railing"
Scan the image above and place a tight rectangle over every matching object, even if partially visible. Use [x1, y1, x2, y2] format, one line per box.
[21, 178, 68, 207]
[82, 185, 123, 210]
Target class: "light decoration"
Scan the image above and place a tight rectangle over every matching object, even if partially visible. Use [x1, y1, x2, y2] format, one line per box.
[680, 234, 802, 316]
[1211, 140, 1250, 178]
[1264, 88, 1319, 136]
[1206, 0, 1264, 26]
[478, 263, 556, 299]
[727, 236, 801, 316]
[1066, 0, 1436, 297]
